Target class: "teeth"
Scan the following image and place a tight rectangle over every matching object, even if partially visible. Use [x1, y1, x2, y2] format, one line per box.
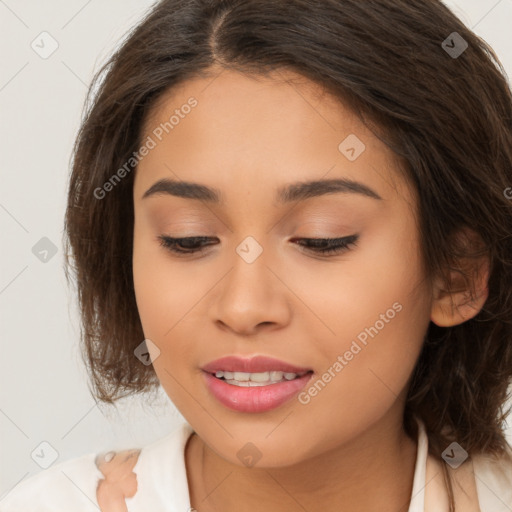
[270, 371, 284, 381]
[249, 372, 273, 382]
[213, 370, 302, 386]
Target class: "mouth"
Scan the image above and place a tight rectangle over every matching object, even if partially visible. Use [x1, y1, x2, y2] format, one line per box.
[201, 354, 313, 376]
[200, 355, 314, 412]
[206, 369, 313, 387]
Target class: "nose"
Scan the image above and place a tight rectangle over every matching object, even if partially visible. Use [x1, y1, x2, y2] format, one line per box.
[211, 242, 292, 336]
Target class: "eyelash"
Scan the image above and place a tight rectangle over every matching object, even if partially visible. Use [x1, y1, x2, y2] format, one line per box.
[157, 235, 359, 257]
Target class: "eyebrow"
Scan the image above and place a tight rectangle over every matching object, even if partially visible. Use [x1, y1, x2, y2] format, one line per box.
[142, 177, 382, 203]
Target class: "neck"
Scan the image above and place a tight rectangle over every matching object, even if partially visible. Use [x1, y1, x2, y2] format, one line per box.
[185, 408, 418, 512]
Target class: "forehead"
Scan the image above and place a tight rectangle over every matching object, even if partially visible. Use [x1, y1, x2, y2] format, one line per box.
[135, 68, 414, 210]
[142, 68, 368, 148]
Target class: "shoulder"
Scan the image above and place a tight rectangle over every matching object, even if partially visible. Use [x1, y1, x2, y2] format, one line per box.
[0, 452, 104, 511]
[0, 449, 144, 512]
[471, 444, 512, 511]
[0, 423, 195, 512]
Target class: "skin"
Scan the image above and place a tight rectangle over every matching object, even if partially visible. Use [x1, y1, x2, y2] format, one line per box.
[132, 67, 489, 512]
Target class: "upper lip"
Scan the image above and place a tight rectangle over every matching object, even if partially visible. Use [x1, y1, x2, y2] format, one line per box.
[201, 355, 313, 375]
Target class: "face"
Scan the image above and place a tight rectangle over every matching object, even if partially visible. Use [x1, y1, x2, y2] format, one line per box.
[132, 67, 432, 467]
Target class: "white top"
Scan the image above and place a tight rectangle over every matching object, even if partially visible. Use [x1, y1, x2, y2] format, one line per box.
[1, 418, 512, 511]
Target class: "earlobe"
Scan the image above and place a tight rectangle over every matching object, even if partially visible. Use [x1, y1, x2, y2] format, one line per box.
[430, 282, 489, 327]
[430, 229, 490, 328]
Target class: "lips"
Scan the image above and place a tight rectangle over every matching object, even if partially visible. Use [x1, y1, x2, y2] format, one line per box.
[201, 355, 314, 413]
[201, 355, 312, 375]
[202, 371, 314, 413]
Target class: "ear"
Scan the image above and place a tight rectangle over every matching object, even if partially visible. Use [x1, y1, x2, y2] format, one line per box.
[430, 227, 490, 327]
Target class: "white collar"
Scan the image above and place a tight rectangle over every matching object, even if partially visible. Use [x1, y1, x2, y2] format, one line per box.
[408, 417, 429, 512]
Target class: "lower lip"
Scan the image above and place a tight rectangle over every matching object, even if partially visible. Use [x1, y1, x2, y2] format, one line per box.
[202, 371, 313, 413]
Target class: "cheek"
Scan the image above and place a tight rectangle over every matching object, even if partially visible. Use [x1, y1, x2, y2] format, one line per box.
[132, 231, 197, 406]
[294, 290, 428, 459]
[298, 214, 428, 355]
[132, 224, 185, 341]
[309, 226, 429, 417]
[132, 222, 211, 375]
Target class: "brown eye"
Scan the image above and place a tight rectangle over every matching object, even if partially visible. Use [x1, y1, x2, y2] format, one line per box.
[158, 236, 218, 255]
[291, 235, 359, 256]
[157, 234, 359, 258]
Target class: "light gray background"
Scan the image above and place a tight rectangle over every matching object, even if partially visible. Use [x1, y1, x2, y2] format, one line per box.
[1, 0, 511, 499]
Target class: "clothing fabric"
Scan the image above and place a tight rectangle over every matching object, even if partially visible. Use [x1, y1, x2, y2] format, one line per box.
[1, 418, 512, 511]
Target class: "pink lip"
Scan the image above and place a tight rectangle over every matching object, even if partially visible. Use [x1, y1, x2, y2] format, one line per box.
[202, 371, 314, 413]
[201, 355, 312, 374]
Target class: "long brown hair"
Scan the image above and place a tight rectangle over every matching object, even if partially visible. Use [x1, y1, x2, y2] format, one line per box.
[64, 1, 512, 508]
